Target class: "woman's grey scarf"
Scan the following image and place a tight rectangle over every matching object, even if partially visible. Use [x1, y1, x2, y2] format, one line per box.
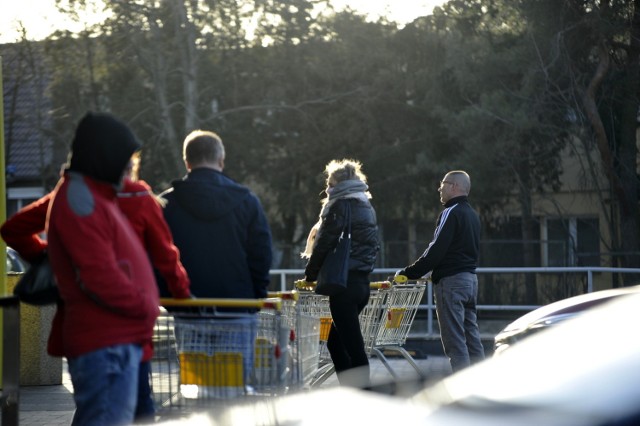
[301, 179, 371, 259]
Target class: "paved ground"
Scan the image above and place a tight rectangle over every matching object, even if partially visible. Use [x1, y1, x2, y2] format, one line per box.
[9, 355, 452, 425]
[14, 367, 74, 426]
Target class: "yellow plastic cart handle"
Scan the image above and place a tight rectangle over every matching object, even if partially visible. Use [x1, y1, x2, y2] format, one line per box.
[267, 290, 300, 302]
[294, 279, 393, 290]
[160, 297, 282, 311]
[393, 274, 408, 284]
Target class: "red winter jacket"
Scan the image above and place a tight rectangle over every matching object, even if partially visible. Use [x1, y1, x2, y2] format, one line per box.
[117, 179, 190, 299]
[1, 179, 190, 298]
[0, 193, 51, 263]
[1, 178, 190, 360]
[46, 173, 160, 358]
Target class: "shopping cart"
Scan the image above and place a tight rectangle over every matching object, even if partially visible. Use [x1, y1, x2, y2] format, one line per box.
[150, 297, 288, 416]
[294, 278, 424, 387]
[291, 281, 333, 386]
[360, 280, 393, 355]
[367, 280, 427, 380]
[267, 290, 321, 389]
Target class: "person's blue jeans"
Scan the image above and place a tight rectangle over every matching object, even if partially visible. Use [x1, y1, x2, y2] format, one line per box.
[67, 343, 142, 426]
[434, 272, 485, 372]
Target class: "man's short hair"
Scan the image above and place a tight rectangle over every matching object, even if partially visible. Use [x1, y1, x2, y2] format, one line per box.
[183, 130, 225, 166]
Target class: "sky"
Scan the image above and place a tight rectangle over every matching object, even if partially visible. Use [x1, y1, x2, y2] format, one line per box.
[0, 0, 446, 44]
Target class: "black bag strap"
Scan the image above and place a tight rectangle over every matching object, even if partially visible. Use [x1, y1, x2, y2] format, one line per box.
[340, 201, 351, 237]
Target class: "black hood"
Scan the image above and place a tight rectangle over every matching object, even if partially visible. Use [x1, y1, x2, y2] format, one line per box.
[68, 112, 141, 185]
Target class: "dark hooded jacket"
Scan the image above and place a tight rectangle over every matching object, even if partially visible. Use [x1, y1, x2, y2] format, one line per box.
[68, 112, 141, 186]
[304, 198, 379, 282]
[46, 112, 159, 358]
[160, 168, 273, 300]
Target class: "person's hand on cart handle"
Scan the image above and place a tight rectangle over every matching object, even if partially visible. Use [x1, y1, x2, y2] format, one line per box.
[393, 271, 409, 284]
[294, 278, 316, 289]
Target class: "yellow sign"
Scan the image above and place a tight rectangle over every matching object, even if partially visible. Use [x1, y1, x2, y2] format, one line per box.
[179, 352, 244, 387]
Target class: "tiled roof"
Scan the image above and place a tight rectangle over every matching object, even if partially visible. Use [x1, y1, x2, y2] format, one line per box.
[1, 43, 54, 184]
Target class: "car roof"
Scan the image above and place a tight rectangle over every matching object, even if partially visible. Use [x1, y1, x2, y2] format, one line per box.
[500, 285, 640, 333]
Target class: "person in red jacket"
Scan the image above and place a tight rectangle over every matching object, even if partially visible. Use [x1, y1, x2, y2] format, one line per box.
[117, 153, 191, 300]
[50, 111, 158, 425]
[1, 157, 190, 422]
[4, 112, 162, 426]
[116, 155, 191, 420]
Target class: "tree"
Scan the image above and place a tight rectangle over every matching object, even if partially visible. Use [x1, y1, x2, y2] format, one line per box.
[560, 0, 640, 284]
[502, 0, 640, 284]
[36, 0, 636, 283]
[406, 1, 571, 302]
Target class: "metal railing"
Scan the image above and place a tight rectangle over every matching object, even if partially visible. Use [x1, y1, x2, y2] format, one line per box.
[0, 295, 20, 426]
[270, 267, 640, 338]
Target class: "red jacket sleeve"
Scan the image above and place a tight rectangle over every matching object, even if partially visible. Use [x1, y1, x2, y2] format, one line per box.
[117, 180, 191, 299]
[0, 193, 52, 263]
[141, 195, 191, 298]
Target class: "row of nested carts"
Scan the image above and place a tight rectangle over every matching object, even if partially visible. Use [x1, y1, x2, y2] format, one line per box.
[150, 278, 427, 418]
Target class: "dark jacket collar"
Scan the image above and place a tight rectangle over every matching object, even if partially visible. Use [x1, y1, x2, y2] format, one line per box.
[444, 195, 468, 208]
[185, 167, 224, 181]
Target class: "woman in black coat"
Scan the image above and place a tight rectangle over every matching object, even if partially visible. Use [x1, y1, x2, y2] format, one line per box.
[302, 159, 379, 387]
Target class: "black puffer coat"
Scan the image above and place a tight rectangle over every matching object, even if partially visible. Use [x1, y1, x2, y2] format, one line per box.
[305, 198, 379, 281]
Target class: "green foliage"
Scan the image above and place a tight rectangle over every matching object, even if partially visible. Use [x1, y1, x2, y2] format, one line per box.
[16, 0, 638, 270]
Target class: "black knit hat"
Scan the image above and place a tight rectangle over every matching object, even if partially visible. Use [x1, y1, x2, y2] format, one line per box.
[68, 112, 141, 185]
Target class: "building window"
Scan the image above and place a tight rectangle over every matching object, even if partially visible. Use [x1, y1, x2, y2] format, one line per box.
[481, 217, 542, 267]
[542, 217, 600, 267]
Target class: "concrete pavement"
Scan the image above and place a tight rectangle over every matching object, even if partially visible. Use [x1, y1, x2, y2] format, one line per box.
[8, 355, 452, 425]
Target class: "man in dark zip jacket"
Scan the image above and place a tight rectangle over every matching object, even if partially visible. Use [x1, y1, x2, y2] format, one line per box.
[160, 130, 272, 385]
[160, 130, 273, 301]
[396, 170, 484, 373]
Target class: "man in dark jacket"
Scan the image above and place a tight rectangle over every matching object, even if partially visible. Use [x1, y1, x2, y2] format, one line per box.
[396, 170, 484, 373]
[160, 130, 273, 300]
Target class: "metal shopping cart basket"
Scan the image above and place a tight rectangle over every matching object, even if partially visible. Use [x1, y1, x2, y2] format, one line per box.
[369, 278, 427, 380]
[292, 281, 333, 386]
[268, 290, 321, 389]
[292, 279, 394, 387]
[150, 297, 288, 417]
[360, 280, 393, 356]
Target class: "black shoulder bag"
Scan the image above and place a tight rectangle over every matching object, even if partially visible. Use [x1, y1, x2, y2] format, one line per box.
[13, 253, 59, 305]
[315, 202, 351, 296]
